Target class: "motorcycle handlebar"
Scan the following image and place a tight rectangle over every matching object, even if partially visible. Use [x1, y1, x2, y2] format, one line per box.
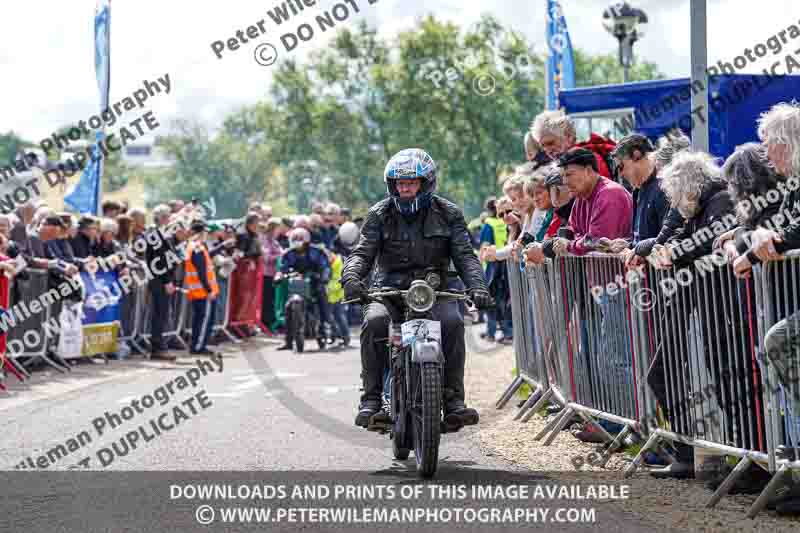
[342, 289, 470, 306]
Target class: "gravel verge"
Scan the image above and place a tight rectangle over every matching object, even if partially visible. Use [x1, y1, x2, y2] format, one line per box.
[463, 331, 800, 532]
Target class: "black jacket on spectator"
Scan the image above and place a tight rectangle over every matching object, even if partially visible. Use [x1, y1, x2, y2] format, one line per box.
[633, 208, 684, 257]
[743, 177, 800, 260]
[96, 239, 119, 258]
[667, 181, 734, 269]
[631, 169, 671, 247]
[145, 227, 178, 286]
[46, 239, 78, 266]
[235, 229, 263, 258]
[71, 232, 98, 259]
[10, 221, 29, 251]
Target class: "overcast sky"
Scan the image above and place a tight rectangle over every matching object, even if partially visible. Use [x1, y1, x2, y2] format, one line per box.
[1, 0, 797, 144]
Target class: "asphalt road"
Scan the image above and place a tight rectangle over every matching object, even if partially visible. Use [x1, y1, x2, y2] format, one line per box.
[0, 333, 663, 533]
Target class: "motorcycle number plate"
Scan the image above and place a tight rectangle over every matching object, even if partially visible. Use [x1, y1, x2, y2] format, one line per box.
[401, 319, 441, 347]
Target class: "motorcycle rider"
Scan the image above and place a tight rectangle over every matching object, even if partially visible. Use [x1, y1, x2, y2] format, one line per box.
[342, 148, 492, 431]
[276, 227, 332, 350]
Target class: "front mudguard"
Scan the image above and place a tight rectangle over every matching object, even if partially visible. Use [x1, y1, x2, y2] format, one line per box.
[411, 339, 443, 364]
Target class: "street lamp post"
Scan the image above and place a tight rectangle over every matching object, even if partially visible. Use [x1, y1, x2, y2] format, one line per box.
[602, 2, 648, 83]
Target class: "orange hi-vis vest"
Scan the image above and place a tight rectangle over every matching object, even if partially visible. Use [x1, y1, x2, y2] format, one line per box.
[184, 240, 220, 301]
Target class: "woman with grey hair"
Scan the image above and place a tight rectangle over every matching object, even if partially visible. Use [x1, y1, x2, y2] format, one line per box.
[649, 150, 749, 480]
[654, 150, 735, 268]
[653, 129, 691, 171]
[714, 143, 785, 262]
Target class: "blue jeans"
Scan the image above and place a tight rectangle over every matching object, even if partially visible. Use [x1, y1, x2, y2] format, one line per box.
[487, 290, 513, 338]
[330, 302, 350, 342]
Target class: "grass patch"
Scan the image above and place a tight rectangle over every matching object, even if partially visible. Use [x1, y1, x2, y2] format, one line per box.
[623, 441, 643, 458]
[511, 367, 532, 400]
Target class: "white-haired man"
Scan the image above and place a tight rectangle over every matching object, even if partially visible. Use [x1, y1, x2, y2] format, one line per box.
[530, 110, 614, 178]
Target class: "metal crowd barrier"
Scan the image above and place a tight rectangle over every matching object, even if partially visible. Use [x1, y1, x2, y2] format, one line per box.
[747, 250, 800, 517]
[6, 269, 67, 373]
[623, 259, 770, 514]
[118, 264, 149, 355]
[494, 258, 549, 419]
[523, 255, 646, 452]
[499, 250, 783, 515]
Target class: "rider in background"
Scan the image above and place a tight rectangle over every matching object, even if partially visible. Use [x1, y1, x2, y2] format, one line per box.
[276, 227, 331, 351]
[342, 148, 492, 431]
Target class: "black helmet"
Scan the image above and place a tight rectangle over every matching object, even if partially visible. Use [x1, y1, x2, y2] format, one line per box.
[383, 148, 437, 215]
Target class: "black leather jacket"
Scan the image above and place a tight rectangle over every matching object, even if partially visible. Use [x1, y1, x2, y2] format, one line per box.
[342, 195, 487, 292]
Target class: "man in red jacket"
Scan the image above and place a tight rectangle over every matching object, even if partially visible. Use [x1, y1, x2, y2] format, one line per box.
[530, 110, 614, 178]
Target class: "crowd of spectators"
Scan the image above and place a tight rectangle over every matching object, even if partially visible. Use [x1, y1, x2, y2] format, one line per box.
[0, 196, 362, 365]
[474, 104, 800, 513]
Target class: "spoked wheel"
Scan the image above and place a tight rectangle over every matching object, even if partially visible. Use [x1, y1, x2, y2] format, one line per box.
[412, 362, 442, 478]
[391, 364, 411, 460]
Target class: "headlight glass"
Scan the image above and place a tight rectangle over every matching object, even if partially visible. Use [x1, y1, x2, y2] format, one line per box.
[406, 281, 435, 313]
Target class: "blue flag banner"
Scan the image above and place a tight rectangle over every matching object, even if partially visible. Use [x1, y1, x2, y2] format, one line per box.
[65, 0, 110, 215]
[64, 132, 103, 214]
[81, 270, 121, 325]
[546, 0, 576, 110]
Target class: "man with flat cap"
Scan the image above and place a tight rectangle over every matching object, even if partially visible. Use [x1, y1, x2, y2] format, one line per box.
[550, 147, 633, 257]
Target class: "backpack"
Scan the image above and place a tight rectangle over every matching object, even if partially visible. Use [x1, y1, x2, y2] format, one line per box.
[575, 133, 621, 184]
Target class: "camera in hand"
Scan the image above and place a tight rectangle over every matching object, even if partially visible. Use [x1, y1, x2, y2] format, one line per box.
[557, 227, 575, 240]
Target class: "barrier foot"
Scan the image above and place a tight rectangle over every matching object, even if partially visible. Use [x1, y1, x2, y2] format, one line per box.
[575, 410, 616, 444]
[38, 354, 69, 374]
[222, 327, 243, 344]
[11, 358, 31, 379]
[707, 456, 752, 508]
[534, 406, 571, 441]
[4, 358, 27, 382]
[495, 375, 523, 410]
[513, 386, 542, 421]
[129, 339, 148, 356]
[169, 333, 189, 350]
[606, 425, 632, 454]
[746, 464, 789, 519]
[521, 387, 555, 423]
[543, 407, 575, 446]
[624, 432, 661, 479]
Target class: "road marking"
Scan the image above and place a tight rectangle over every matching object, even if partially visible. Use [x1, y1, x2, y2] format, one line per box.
[206, 392, 244, 399]
[232, 378, 261, 391]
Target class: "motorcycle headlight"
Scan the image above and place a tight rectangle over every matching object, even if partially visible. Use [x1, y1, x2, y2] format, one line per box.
[406, 280, 435, 313]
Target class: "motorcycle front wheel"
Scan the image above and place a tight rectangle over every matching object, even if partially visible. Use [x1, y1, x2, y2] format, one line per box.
[412, 362, 442, 478]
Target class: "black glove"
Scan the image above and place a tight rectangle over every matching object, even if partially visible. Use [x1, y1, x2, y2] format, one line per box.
[469, 288, 493, 309]
[344, 279, 367, 301]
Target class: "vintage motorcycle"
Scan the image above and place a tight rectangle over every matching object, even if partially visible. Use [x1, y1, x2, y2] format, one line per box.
[283, 270, 328, 353]
[346, 272, 471, 478]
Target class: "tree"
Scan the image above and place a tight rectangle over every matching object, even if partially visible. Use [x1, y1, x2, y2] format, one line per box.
[572, 49, 664, 87]
[150, 15, 666, 219]
[151, 117, 275, 217]
[0, 132, 33, 164]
